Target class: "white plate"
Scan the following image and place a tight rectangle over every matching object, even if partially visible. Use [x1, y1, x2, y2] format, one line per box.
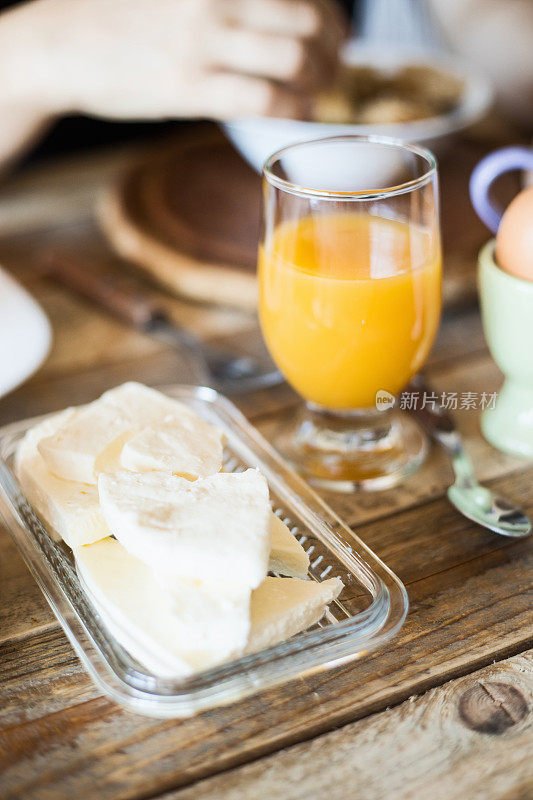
[0, 267, 51, 398]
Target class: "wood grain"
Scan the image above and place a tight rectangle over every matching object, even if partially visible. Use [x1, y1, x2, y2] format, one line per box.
[165, 651, 533, 800]
[0, 290, 487, 429]
[0, 465, 531, 800]
[97, 130, 260, 308]
[0, 528, 55, 646]
[0, 314, 524, 645]
[0, 259, 531, 800]
[0, 143, 146, 237]
[0, 127, 532, 800]
[458, 681, 529, 734]
[257, 351, 523, 528]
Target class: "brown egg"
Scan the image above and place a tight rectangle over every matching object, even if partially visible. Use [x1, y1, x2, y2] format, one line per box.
[496, 186, 533, 281]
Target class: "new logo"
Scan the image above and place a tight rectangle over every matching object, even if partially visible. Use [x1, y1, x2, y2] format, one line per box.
[375, 390, 395, 411]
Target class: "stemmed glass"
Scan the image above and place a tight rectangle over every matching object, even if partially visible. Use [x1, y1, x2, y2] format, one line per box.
[258, 135, 441, 491]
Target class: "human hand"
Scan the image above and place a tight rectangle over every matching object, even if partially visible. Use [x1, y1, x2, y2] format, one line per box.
[3, 0, 347, 121]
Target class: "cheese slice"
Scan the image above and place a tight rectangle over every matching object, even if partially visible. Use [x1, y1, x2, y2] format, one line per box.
[17, 416, 310, 566]
[98, 468, 271, 591]
[246, 575, 343, 654]
[82, 580, 193, 679]
[120, 418, 223, 479]
[75, 538, 251, 675]
[15, 411, 112, 547]
[38, 382, 218, 485]
[269, 513, 309, 578]
[94, 430, 134, 475]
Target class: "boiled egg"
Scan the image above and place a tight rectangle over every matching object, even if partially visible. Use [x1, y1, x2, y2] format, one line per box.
[496, 186, 533, 281]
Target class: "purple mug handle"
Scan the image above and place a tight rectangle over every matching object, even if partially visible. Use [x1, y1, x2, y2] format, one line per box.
[469, 146, 533, 234]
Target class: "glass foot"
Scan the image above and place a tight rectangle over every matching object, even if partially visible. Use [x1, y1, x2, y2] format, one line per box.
[271, 403, 428, 492]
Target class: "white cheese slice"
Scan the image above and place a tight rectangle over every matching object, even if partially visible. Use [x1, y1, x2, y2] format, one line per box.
[15, 411, 112, 547]
[269, 513, 310, 578]
[98, 468, 271, 591]
[38, 382, 216, 485]
[75, 537, 251, 675]
[120, 418, 223, 479]
[246, 575, 343, 654]
[82, 581, 192, 679]
[94, 429, 134, 475]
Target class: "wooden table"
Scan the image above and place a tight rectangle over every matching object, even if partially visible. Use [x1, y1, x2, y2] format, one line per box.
[0, 132, 532, 800]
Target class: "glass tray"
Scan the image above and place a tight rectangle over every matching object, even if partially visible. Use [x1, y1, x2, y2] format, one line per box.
[0, 385, 408, 718]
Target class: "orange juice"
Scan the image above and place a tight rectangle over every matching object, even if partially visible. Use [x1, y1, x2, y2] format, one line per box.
[259, 213, 441, 409]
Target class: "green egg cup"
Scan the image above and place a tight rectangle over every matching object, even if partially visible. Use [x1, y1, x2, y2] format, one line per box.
[478, 241, 533, 458]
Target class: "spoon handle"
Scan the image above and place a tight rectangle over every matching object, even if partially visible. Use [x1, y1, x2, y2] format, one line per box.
[406, 377, 531, 537]
[405, 376, 478, 487]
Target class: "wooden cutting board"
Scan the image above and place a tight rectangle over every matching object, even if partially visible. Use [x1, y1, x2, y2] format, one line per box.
[98, 125, 507, 311]
[98, 128, 260, 309]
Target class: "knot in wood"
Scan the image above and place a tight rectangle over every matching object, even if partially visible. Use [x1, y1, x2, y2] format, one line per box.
[458, 681, 528, 734]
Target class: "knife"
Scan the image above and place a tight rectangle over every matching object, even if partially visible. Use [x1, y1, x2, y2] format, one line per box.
[42, 249, 282, 393]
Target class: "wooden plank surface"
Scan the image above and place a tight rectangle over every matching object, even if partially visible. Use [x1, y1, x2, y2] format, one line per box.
[1, 452, 531, 799]
[1, 544, 531, 799]
[167, 650, 533, 800]
[0, 133, 532, 800]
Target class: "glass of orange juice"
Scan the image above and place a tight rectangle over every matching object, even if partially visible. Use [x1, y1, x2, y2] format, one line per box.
[259, 136, 441, 491]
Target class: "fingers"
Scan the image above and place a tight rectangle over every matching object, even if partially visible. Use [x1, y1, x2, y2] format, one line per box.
[222, 0, 347, 40]
[199, 72, 311, 119]
[313, 0, 349, 47]
[222, 0, 328, 37]
[207, 27, 332, 89]
[175, 0, 348, 121]
[218, 0, 347, 73]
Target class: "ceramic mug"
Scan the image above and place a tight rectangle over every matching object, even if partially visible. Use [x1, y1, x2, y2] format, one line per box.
[470, 147, 533, 458]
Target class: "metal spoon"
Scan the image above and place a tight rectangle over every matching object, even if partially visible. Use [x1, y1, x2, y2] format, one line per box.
[145, 312, 282, 393]
[406, 377, 531, 538]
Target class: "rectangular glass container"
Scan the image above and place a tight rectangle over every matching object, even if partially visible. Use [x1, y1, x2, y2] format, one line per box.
[0, 385, 408, 718]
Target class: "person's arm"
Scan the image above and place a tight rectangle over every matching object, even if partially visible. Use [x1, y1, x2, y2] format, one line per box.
[0, 0, 346, 173]
[0, 2, 59, 173]
[0, 103, 53, 175]
[430, 0, 533, 128]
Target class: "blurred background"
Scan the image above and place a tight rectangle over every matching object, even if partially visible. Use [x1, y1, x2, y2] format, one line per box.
[0, 0, 532, 405]
[0, 0, 533, 166]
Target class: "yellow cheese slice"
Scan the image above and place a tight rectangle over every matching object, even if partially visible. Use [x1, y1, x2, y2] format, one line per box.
[246, 575, 343, 654]
[38, 382, 220, 485]
[119, 419, 223, 479]
[76, 540, 342, 677]
[16, 411, 112, 547]
[268, 513, 310, 578]
[75, 537, 251, 675]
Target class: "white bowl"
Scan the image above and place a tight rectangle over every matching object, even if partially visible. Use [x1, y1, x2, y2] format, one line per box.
[222, 44, 493, 173]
